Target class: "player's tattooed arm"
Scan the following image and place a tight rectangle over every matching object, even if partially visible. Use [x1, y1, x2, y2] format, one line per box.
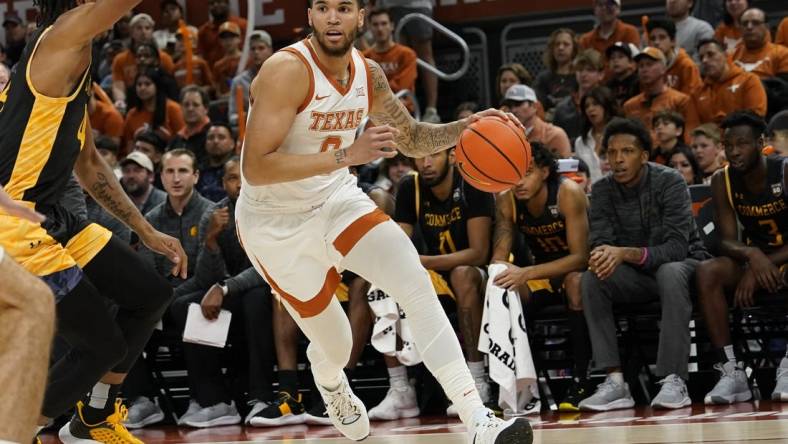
[491, 191, 515, 262]
[366, 59, 467, 157]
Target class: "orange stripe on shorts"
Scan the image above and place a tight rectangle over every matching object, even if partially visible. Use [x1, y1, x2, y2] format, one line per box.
[254, 256, 340, 318]
[333, 208, 390, 257]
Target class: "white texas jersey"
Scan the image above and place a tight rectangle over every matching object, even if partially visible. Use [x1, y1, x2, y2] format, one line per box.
[240, 39, 372, 213]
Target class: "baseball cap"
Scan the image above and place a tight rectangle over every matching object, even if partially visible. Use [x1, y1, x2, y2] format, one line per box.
[2, 12, 22, 27]
[635, 46, 667, 65]
[249, 30, 273, 47]
[219, 21, 241, 37]
[503, 84, 537, 104]
[606, 41, 639, 59]
[120, 151, 154, 173]
[130, 13, 155, 28]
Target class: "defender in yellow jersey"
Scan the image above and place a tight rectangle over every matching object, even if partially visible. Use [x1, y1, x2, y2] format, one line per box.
[697, 111, 788, 406]
[0, 1, 187, 442]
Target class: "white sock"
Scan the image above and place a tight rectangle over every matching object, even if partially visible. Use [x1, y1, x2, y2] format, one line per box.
[468, 361, 486, 383]
[88, 382, 111, 409]
[434, 359, 484, 426]
[388, 365, 409, 389]
[724, 344, 737, 363]
[608, 372, 624, 385]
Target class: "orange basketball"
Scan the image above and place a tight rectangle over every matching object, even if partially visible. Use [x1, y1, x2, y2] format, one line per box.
[456, 116, 531, 193]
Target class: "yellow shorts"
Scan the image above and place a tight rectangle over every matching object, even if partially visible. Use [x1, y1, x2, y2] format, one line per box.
[0, 203, 111, 277]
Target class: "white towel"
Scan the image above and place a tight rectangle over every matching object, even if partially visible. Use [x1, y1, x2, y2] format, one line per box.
[478, 264, 537, 413]
[368, 286, 422, 366]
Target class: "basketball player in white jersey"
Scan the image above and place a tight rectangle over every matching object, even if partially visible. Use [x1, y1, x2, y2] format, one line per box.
[237, 1, 532, 442]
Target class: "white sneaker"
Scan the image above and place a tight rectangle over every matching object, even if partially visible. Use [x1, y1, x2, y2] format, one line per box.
[578, 376, 635, 412]
[125, 396, 165, 429]
[244, 399, 270, 425]
[448, 380, 490, 417]
[314, 372, 370, 441]
[469, 409, 533, 444]
[704, 361, 751, 405]
[422, 107, 441, 123]
[368, 385, 420, 421]
[179, 399, 200, 425]
[772, 358, 788, 401]
[651, 374, 692, 409]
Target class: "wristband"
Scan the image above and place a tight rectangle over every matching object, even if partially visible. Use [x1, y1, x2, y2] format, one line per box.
[638, 248, 649, 266]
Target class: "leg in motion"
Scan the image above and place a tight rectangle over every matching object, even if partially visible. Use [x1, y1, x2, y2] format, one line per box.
[0, 253, 55, 443]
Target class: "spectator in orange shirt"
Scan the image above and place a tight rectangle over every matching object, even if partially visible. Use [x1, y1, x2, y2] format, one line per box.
[173, 26, 214, 92]
[171, 86, 212, 162]
[504, 84, 572, 158]
[89, 91, 124, 147]
[695, 39, 767, 124]
[733, 8, 788, 79]
[623, 47, 700, 140]
[579, 0, 640, 56]
[199, 0, 248, 67]
[777, 17, 788, 46]
[647, 19, 703, 95]
[605, 42, 640, 107]
[690, 123, 724, 183]
[714, 0, 749, 54]
[363, 8, 418, 95]
[112, 13, 175, 112]
[122, 68, 186, 156]
[212, 22, 243, 97]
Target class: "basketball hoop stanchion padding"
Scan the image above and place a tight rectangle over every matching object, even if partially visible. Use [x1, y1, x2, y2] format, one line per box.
[179, 19, 194, 85]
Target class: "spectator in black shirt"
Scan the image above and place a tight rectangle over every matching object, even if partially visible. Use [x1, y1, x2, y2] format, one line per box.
[605, 42, 640, 107]
[535, 28, 579, 113]
[196, 122, 236, 202]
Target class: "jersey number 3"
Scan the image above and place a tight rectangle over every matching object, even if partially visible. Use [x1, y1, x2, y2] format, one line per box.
[321, 136, 342, 152]
[759, 219, 784, 247]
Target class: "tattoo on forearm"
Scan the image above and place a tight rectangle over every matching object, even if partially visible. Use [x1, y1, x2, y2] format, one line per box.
[367, 59, 466, 158]
[493, 216, 514, 255]
[90, 172, 134, 225]
[334, 148, 347, 165]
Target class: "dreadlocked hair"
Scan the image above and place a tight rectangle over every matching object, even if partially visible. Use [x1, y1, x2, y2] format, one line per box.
[34, 0, 78, 27]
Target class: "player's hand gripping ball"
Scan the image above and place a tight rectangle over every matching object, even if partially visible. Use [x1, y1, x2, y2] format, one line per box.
[456, 116, 532, 193]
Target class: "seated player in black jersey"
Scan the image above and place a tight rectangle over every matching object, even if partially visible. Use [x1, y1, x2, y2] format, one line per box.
[697, 111, 788, 405]
[367, 148, 495, 420]
[490, 142, 591, 412]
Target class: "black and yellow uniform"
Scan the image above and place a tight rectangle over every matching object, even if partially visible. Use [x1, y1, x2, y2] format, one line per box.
[395, 170, 495, 296]
[0, 26, 111, 278]
[513, 176, 569, 294]
[724, 156, 788, 253]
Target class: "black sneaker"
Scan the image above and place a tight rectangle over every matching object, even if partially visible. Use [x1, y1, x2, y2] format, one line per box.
[559, 379, 589, 412]
[248, 392, 306, 427]
[304, 400, 333, 426]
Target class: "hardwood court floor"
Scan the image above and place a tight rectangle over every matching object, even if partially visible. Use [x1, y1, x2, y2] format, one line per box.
[40, 401, 788, 443]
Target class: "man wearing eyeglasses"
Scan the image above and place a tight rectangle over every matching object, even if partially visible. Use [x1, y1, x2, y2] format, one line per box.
[733, 8, 788, 81]
[579, 0, 640, 56]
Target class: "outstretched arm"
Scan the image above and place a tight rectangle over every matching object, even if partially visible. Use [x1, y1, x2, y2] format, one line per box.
[74, 124, 188, 278]
[48, 0, 143, 47]
[366, 59, 522, 158]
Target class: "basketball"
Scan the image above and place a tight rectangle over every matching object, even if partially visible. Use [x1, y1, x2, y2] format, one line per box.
[456, 116, 532, 193]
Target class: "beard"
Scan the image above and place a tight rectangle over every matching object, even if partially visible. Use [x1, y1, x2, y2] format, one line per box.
[313, 27, 358, 57]
[423, 165, 451, 187]
[123, 180, 147, 198]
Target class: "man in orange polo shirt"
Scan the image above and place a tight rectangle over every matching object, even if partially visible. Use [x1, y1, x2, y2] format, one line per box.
[695, 39, 767, 124]
[212, 22, 243, 97]
[579, 0, 640, 55]
[504, 84, 572, 158]
[199, 0, 248, 67]
[623, 47, 699, 140]
[647, 19, 702, 95]
[111, 13, 175, 112]
[733, 8, 788, 80]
